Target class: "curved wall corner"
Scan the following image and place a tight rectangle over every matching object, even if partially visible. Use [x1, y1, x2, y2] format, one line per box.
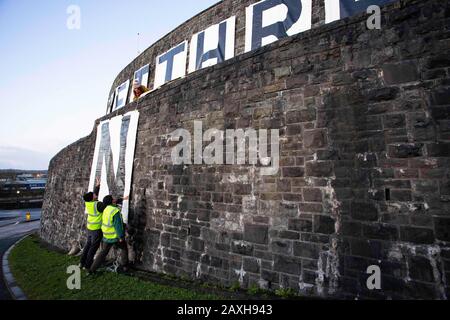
[41, 0, 450, 299]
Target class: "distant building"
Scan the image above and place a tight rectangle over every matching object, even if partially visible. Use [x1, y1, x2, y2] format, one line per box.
[0, 170, 47, 209]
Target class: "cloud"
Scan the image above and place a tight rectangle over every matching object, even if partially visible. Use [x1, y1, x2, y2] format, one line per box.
[0, 146, 50, 170]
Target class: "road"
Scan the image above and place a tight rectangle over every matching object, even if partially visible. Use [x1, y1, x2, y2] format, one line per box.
[0, 208, 41, 227]
[0, 209, 40, 300]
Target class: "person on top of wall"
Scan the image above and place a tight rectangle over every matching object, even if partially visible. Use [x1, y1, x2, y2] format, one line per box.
[89, 194, 129, 274]
[79, 178, 103, 270]
[132, 80, 150, 102]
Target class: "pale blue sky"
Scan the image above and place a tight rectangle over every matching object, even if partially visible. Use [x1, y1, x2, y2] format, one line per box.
[0, 0, 218, 170]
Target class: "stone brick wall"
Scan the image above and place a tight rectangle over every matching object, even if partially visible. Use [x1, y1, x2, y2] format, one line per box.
[41, 0, 450, 299]
[41, 135, 96, 248]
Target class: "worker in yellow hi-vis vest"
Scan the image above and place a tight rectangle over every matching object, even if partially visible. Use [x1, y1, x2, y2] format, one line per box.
[79, 180, 102, 270]
[89, 194, 129, 274]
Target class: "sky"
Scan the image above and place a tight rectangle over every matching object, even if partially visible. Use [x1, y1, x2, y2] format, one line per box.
[0, 0, 218, 170]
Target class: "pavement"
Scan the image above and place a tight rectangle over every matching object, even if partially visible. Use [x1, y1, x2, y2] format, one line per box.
[0, 208, 41, 228]
[0, 209, 40, 300]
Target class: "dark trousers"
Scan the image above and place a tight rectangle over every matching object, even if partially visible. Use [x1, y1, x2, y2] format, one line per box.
[80, 229, 102, 269]
[90, 240, 129, 273]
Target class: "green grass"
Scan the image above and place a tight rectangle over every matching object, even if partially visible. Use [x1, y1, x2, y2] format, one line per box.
[9, 235, 222, 300]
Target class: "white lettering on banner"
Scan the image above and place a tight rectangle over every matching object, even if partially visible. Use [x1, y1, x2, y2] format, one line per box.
[245, 0, 312, 52]
[154, 41, 188, 88]
[88, 111, 140, 224]
[189, 16, 236, 73]
[114, 80, 130, 112]
[324, 0, 341, 24]
[107, 91, 115, 114]
[129, 64, 150, 103]
[107, 0, 398, 113]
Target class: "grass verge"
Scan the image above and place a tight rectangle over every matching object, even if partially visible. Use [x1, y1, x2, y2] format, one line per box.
[8, 235, 222, 300]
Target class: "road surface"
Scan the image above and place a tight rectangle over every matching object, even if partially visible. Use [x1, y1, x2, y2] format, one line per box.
[0, 209, 40, 300]
[0, 208, 41, 227]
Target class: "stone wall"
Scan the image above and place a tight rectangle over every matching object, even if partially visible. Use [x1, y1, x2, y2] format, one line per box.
[41, 0, 450, 299]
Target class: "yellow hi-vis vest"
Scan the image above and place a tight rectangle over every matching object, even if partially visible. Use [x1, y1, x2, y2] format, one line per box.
[85, 201, 102, 231]
[102, 205, 120, 240]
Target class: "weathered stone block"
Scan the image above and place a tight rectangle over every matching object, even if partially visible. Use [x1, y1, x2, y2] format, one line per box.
[305, 161, 333, 177]
[362, 224, 399, 241]
[383, 114, 406, 128]
[350, 239, 383, 258]
[431, 106, 450, 120]
[408, 256, 435, 282]
[400, 226, 435, 244]
[382, 62, 419, 84]
[427, 142, 450, 157]
[231, 241, 253, 256]
[243, 257, 260, 273]
[367, 87, 400, 102]
[278, 230, 300, 240]
[351, 202, 379, 221]
[271, 240, 292, 255]
[261, 269, 279, 283]
[244, 224, 268, 244]
[273, 255, 301, 275]
[303, 129, 327, 149]
[161, 233, 171, 246]
[282, 167, 305, 177]
[313, 215, 335, 234]
[434, 217, 450, 242]
[288, 218, 312, 232]
[430, 87, 450, 106]
[293, 242, 321, 260]
[234, 184, 252, 195]
[390, 190, 412, 202]
[286, 124, 302, 136]
[425, 54, 450, 69]
[190, 237, 205, 252]
[341, 222, 363, 237]
[388, 143, 423, 158]
[303, 188, 322, 202]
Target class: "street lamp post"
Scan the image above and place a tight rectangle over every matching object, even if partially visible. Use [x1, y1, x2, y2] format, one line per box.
[16, 190, 20, 208]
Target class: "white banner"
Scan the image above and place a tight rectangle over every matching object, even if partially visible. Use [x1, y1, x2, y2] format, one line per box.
[325, 0, 396, 24]
[113, 80, 130, 111]
[88, 110, 140, 224]
[128, 64, 150, 103]
[245, 0, 312, 52]
[154, 41, 188, 88]
[189, 16, 236, 73]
